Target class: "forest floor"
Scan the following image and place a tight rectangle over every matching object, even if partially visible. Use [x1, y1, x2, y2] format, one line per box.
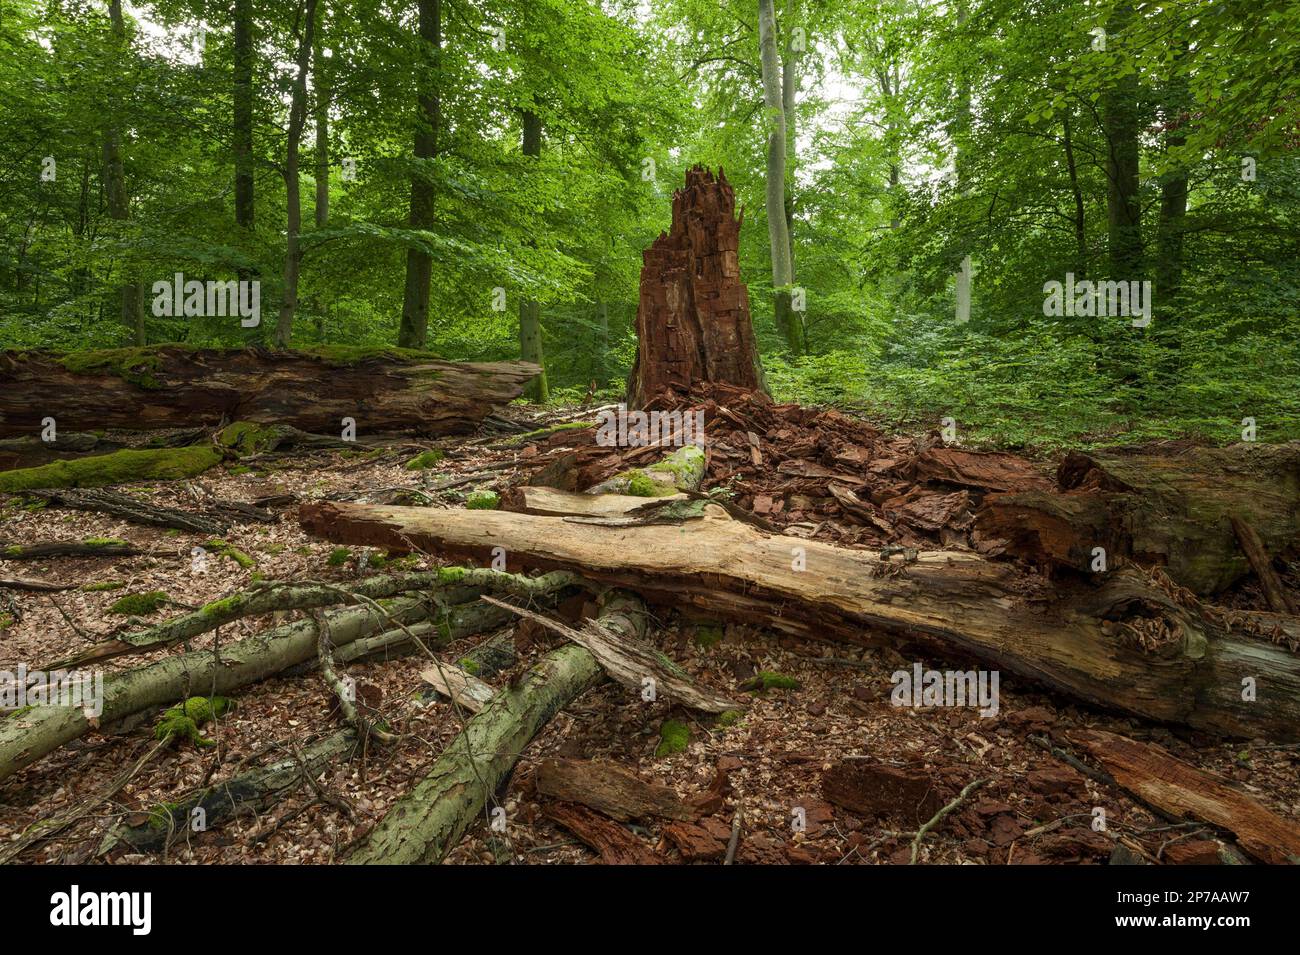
[1, 404, 1297, 865]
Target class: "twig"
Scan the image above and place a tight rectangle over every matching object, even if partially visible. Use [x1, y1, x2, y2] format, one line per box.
[910, 777, 989, 864]
[724, 805, 743, 865]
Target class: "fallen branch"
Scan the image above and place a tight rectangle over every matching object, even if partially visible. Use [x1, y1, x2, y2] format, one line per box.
[347, 590, 649, 865]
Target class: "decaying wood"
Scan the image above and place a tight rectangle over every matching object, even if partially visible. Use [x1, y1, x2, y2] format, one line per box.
[977, 442, 1300, 595]
[347, 591, 649, 865]
[536, 758, 697, 822]
[0, 347, 539, 437]
[1069, 729, 1300, 865]
[299, 499, 1300, 740]
[32, 488, 228, 535]
[542, 801, 662, 865]
[517, 486, 686, 517]
[0, 432, 124, 471]
[1231, 517, 1297, 615]
[0, 576, 74, 592]
[419, 664, 495, 712]
[626, 167, 766, 408]
[481, 594, 740, 713]
[0, 538, 142, 560]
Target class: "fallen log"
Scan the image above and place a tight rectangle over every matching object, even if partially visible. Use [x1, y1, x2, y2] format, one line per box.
[299, 500, 1300, 740]
[0, 346, 539, 438]
[0, 576, 74, 592]
[0, 596, 432, 783]
[1068, 729, 1300, 865]
[0, 433, 124, 471]
[0, 445, 225, 493]
[45, 568, 579, 670]
[347, 590, 649, 864]
[32, 488, 228, 535]
[1231, 517, 1297, 615]
[976, 442, 1300, 595]
[536, 758, 697, 822]
[0, 538, 142, 560]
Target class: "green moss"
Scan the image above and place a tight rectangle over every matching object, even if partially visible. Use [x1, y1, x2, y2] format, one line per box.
[147, 801, 182, 830]
[656, 719, 690, 757]
[365, 550, 388, 569]
[0, 446, 222, 492]
[502, 421, 591, 445]
[154, 696, 234, 746]
[217, 421, 284, 456]
[204, 538, 255, 569]
[81, 580, 125, 592]
[716, 709, 743, 728]
[327, 547, 351, 567]
[692, 623, 725, 648]
[264, 543, 285, 555]
[625, 472, 661, 497]
[0, 612, 14, 631]
[108, 591, 168, 616]
[647, 443, 706, 487]
[227, 464, 253, 476]
[60, 347, 166, 389]
[740, 671, 800, 693]
[457, 657, 481, 675]
[299, 344, 443, 366]
[465, 490, 500, 510]
[437, 566, 467, 583]
[404, 449, 445, 470]
[83, 537, 129, 547]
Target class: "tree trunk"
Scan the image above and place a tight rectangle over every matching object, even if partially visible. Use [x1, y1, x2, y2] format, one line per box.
[0, 347, 540, 437]
[1103, 4, 1143, 279]
[757, 0, 798, 353]
[104, 0, 142, 345]
[626, 167, 766, 408]
[1063, 111, 1087, 277]
[313, 34, 330, 229]
[299, 499, 1300, 740]
[346, 590, 648, 864]
[518, 110, 548, 401]
[1155, 43, 1190, 312]
[233, 0, 255, 231]
[398, 0, 441, 349]
[273, 0, 319, 348]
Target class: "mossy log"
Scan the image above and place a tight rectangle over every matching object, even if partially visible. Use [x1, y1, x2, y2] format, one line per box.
[0, 346, 539, 437]
[0, 446, 223, 492]
[584, 443, 706, 497]
[0, 538, 141, 560]
[300, 499, 1300, 741]
[347, 591, 649, 864]
[0, 597, 432, 783]
[45, 568, 579, 670]
[975, 442, 1300, 596]
[111, 614, 525, 854]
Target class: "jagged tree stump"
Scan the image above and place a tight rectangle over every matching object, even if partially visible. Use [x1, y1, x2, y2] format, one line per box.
[626, 167, 766, 408]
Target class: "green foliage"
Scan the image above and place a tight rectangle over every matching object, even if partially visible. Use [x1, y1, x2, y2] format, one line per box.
[465, 490, 500, 510]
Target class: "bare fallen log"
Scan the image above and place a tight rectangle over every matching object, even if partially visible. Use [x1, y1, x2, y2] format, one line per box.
[300, 500, 1300, 740]
[347, 591, 649, 864]
[536, 758, 697, 822]
[976, 442, 1300, 595]
[0, 346, 539, 437]
[0, 576, 74, 592]
[1068, 729, 1300, 865]
[32, 488, 228, 536]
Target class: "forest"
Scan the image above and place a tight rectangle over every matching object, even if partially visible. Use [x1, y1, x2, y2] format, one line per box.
[0, 0, 1298, 875]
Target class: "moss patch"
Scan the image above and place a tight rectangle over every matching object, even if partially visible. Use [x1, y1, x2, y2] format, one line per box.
[404, 449, 445, 470]
[217, 421, 284, 456]
[108, 591, 169, 616]
[691, 622, 725, 648]
[716, 709, 743, 728]
[465, 490, 500, 510]
[0, 612, 14, 631]
[154, 695, 235, 747]
[203, 538, 255, 569]
[0, 446, 222, 492]
[740, 671, 800, 693]
[60, 347, 166, 389]
[299, 345, 443, 366]
[81, 580, 125, 592]
[326, 547, 351, 567]
[656, 719, 690, 757]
